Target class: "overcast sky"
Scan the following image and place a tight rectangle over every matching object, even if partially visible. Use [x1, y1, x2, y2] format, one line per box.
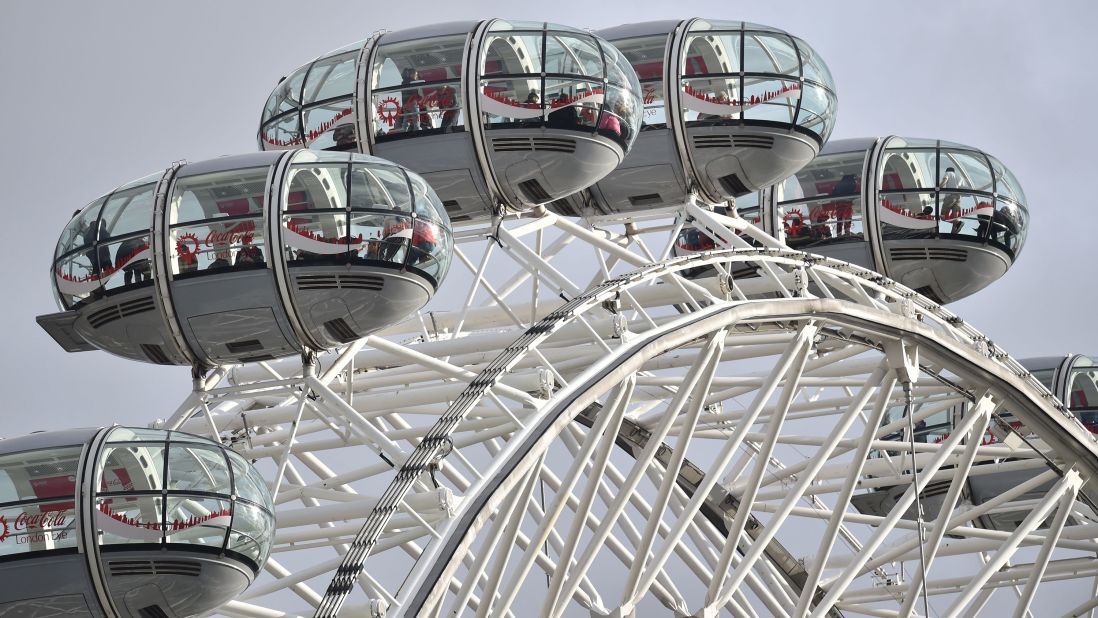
[1, 0, 1095, 435]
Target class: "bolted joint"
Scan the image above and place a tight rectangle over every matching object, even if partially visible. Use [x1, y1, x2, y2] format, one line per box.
[369, 597, 389, 617]
[884, 339, 920, 385]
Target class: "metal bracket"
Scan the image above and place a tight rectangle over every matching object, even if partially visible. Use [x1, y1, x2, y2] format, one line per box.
[884, 339, 920, 385]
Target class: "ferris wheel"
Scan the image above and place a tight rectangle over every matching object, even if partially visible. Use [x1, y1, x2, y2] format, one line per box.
[23, 15, 1098, 618]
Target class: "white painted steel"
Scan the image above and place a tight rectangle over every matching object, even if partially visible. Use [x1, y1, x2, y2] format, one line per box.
[161, 203, 1098, 617]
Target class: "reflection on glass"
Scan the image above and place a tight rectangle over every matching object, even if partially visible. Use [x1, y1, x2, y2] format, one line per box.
[283, 212, 349, 263]
[743, 32, 798, 74]
[229, 501, 273, 563]
[99, 444, 165, 492]
[483, 33, 545, 75]
[96, 495, 163, 545]
[544, 33, 603, 77]
[164, 496, 231, 547]
[171, 218, 265, 275]
[880, 193, 936, 240]
[101, 234, 152, 292]
[167, 446, 230, 493]
[304, 102, 356, 151]
[371, 35, 465, 142]
[262, 114, 303, 150]
[303, 52, 357, 104]
[480, 78, 544, 126]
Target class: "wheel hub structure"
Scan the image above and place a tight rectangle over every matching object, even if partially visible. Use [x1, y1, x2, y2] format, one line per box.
[163, 204, 1098, 617]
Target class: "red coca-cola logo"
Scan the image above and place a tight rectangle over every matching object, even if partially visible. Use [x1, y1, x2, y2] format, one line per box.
[205, 220, 255, 247]
[0, 510, 68, 543]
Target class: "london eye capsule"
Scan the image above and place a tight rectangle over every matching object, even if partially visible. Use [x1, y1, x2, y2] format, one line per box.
[552, 18, 837, 215]
[759, 136, 1028, 304]
[38, 150, 453, 366]
[0, 426, 273, 617]
[258, 20, 643, 221]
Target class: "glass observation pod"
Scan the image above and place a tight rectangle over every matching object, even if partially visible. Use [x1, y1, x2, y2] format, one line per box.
[675, 136, 1028, 304]
[552, 18, 837, 215]
[0, 426, 273, 617]
[258, 20, 643, 222]
[38, 150, 453, 367]
[853, 355, 1094, 532]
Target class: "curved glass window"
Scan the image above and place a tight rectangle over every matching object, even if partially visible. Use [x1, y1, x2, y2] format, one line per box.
[169, 168, 268, 277]
[281, 156, 453, 286]
[777, 150, 866, 249]
[260, 44, 365, 152]
[53, 177, 159, 309]
[479, 23, 642, 152]
[679, 22, 837, 143]
[93, 428, 274, 571]
[878, 139, 1028, 255]
[0, 446, 83, 557]
[372, 34, 467, 142]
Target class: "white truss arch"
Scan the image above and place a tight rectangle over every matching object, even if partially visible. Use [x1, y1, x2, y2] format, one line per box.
[163, 206, 1098, 618]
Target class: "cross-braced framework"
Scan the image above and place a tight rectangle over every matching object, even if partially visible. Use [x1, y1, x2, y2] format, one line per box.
[159, 203, 1098, 617]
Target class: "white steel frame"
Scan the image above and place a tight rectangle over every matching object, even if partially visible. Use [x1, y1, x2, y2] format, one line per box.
[156, 201, 1098, 618]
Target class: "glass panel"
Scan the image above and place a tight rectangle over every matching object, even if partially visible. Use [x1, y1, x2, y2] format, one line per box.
[99, 444, 165, 493]
[600, 85, 638, 145]
[303, 101, 356, 150]
[261, 114, 303, 150]
[0, 500, 78, 555]
[941, 150, 993, 193]
[96, 495, 163, 545]
[796, 37, 833, 87]
[683, 33, 741, 76]
[482, 33, 544, 76]
[988, 200, 1025, 252]
[349, 213, 394, 263]
[228, 453, 269, 508]
[990, 156, 1027, 204]
[170, 168, 267, 226]
[480, 78, 544, 127]
[880, 149, 938, 190]
[229, 501, 274, 564]
[99, 183, 155, 240]
[100, 234, 152, 292]
[164, 496, 231, 548]
[782, 196, 864, 248]
[743, 32, 799, 75]
[640, 80, 666, 129]
[286, 165, 350, 211]
[544, 79, 600, 130]
[54, 251, 102, 308]
[544, 33, 603, 77]
[407, 218, 448, 281]
[743, 77, 799, 124]
[350, 164, 412, 211]
[798, 82, 836, 141]
[375, 82, 463, 138]
[880, 193, 937, 240]
[782, 151, 864, 201]
[170, 217, 264, 275]
[262, 67, 306, 121]
[379, 214, 413, 264]
[938, 192, 993, 237]
[0, 447, 83, 505]
[167, 445, 231, 494]
[56, 197, 106, 258]
[372, 35, 467, 91]
[283, 212, 350, 263]
[303, 51, 357, 104]
[603, 42, 636, 90]
[681, 77, 741, 123]
[409, 173, 446, 222]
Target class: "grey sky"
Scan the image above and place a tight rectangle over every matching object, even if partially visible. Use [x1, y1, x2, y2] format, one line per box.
[1, 0, 1095, 438]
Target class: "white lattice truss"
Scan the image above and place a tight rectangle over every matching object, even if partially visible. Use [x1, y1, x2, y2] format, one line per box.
[160, 201, 1098, 618]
